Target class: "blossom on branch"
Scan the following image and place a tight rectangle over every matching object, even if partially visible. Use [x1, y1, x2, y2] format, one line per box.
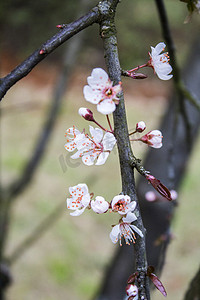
[111, 194, 136, 215]
[140, 130, 163, 148]
[65, 125, 116, 166]
[83, 68, 122, 115]
[148, 42, 173, 80]
[66, 183, 91, 216]
[110, 212, 143, 246]
[91, 196, 109, 214]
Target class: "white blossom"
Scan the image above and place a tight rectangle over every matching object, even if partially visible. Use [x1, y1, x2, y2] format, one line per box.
[83, 68, 122, 115]
[70, 125, 116, 166]
[111, 195, 136, 215]
[140, 130, 163, 148]
[64, 126, 85, 152]
[110, 212, 143, 246]
[91, 196, 109, 214]
[149, 42, 173, 80]
[66, 183, 91, 216]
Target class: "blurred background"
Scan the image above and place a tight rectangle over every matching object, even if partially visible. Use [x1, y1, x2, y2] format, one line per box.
[1, 0, 200, 299]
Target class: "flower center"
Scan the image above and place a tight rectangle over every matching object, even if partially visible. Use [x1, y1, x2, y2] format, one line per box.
[113, 199, 126, 212]
[105, 88, 113, 97]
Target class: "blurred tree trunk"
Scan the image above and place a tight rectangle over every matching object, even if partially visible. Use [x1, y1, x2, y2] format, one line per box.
[95, 40, 200, 300]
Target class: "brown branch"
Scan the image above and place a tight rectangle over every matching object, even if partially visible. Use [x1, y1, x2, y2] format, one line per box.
[99, 1, 150, 299]
[0, 6, 100, 101]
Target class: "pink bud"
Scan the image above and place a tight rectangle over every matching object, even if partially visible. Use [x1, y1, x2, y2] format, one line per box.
[78, 107, 94, 121]
[146, 174, 172, 201]
[136, 121, 146, 133]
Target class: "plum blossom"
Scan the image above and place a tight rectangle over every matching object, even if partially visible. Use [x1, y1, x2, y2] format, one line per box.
[148, 42, 173, 80]
[110, 212, 143, 246]
[140, 130, 163, 148]
[66, 183, 91, 216]
[126, 284, 138, 298]
[70, 125, 116, 166]
[91, 196, 109, 214]
[83, 68, 122, 115]
[64, 126, 86, 152]
[111, 194, 136, 215]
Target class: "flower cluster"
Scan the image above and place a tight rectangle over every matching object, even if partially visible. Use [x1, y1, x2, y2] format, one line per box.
[66, 183, 143, 245]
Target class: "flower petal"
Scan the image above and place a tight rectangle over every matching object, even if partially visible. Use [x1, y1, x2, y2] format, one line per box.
[89, 126, 103, 143]
[152, 42, 166, 56]
[130, 225, 144, 238]
[87, 68, 109, 89]
[102, 132, 116, 151]
[110, 224, 120, 243]
[97, 99, 116, 115]
[83, 85, 102, 104]
[96, 152, 109, 165]
[70, 207, 86, 216]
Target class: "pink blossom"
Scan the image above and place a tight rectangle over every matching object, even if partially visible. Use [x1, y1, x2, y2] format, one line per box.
[83, 68, 122, 115]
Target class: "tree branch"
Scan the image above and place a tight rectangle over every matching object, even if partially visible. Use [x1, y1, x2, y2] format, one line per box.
[0, 6, 100, 101]
[99, 1, 150, 299]
[154, 0, 200, 112]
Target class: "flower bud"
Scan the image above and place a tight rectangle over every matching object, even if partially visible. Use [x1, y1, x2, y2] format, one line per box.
[126, 284, 138, 297]
[140, 130, 163, 148]
[78, 107, 94, 121]
[146, 174, 172, 201]
[132, 72, 147, 79]
[136, 121, 146, 133]
[91, 196, 109, 214]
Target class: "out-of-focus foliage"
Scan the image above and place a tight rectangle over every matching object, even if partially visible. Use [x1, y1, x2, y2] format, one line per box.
[1, 0, 200, 66]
